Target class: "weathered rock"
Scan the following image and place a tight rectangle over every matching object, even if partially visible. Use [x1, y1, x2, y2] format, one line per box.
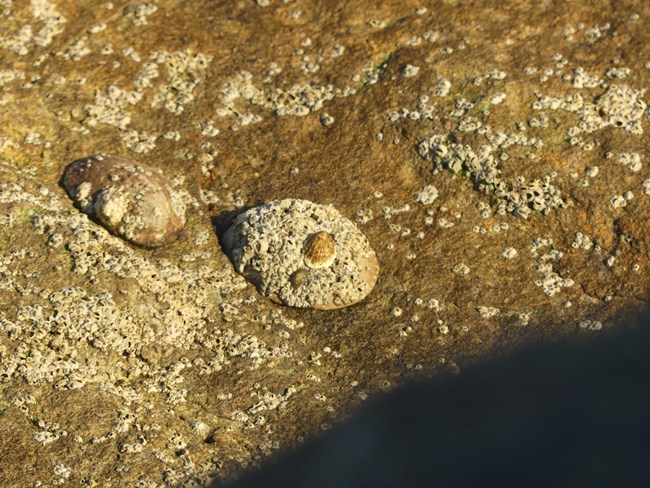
[62, 155, 186, 247]
[0, 1, 649, 486]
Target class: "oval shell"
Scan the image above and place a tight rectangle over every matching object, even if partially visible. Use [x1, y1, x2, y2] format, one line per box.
[62, 155, 186, 247]
[303, 231, 336, 269]
[222, 199, 379, 310]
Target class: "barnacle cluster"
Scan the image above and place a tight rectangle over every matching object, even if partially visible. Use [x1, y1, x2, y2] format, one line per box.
[222, 199, 379, 309]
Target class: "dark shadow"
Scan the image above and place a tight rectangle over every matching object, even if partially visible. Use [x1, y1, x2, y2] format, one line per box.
[211, 207, 253, 257]
[58, 160, 77, 198]
[214, 307, 650, 488]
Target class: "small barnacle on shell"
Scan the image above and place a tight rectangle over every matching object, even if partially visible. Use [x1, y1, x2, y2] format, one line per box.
[62, 154, 186, 247]
[222, 199, 379, 310]
[303, 231, 336, 269]
[290, 268, 309, 288]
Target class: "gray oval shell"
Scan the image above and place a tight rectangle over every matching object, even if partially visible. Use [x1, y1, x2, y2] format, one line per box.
[62, 155, 186, 247]
[222, 199, 379, 310]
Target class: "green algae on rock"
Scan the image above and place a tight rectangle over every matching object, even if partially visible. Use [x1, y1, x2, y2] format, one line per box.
[222, 199, 379, 309]
[62, 155, 186, 247]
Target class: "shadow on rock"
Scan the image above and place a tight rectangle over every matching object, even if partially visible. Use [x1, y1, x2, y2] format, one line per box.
[217, 308, 650, 488]
[211, 207, 252, 258]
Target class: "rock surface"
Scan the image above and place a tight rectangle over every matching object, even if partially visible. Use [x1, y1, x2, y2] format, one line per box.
[0, 1, 649, 486]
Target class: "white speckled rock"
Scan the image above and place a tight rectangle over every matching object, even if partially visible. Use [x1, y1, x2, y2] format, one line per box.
[62, 155, 186, 247]
[223, 199, 379, 310]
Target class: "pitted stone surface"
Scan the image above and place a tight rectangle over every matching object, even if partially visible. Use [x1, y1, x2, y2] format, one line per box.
[0, 1, 649, 487]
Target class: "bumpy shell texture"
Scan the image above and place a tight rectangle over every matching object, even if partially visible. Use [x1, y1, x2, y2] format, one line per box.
[223, 199, 379, 310]
[62, 155, 186, 247]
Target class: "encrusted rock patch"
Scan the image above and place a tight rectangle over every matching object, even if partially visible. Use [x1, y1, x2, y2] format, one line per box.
[222, 199, 379, 309]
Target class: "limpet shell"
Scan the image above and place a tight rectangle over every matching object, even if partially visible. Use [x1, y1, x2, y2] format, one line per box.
[62, 155, 186, 247]
[222, 199, 379, 310]
[303, 231, 336, 269]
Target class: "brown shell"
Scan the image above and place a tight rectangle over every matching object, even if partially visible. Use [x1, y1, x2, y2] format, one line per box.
[221, 199, 379, 310]
[62, 155, 185, 247]
[302, 231, 336, 269]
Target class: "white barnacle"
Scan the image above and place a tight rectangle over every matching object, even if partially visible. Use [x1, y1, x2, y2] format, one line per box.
[501, 247, 518, 259]
[94, 185, 129, 227]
